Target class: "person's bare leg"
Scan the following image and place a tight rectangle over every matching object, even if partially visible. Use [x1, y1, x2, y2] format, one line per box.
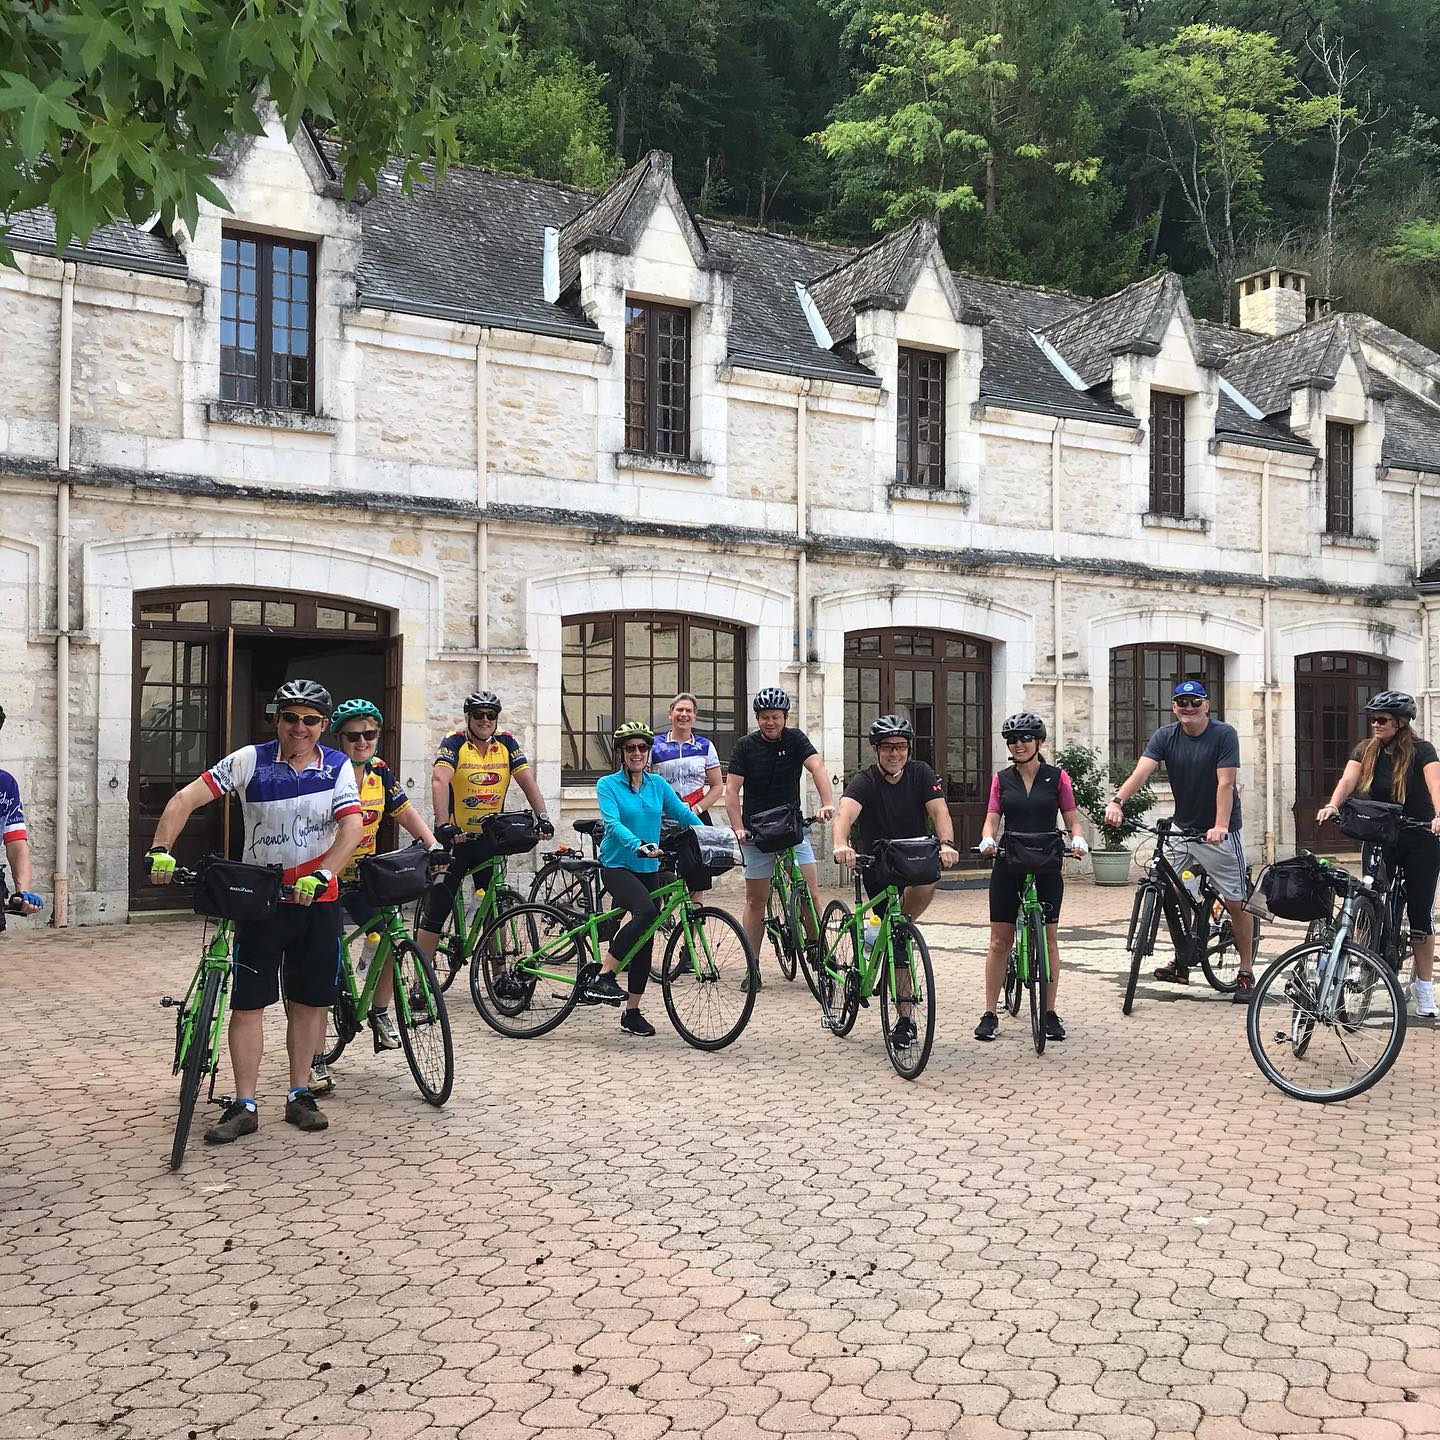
[984, 924, 1013, 1014]
[228, 1009, 264, 1097]
[1044, 922, 1061, 1009]
[742, 876, 769, 956]
[1225, 902, 1256, 975]
[286, 1004, 330, 1090]
[1412, 933, 1434, 983]
[902, 883, 936, 922]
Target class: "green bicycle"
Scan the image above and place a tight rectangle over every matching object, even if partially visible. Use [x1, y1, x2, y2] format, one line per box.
[470, 832, 758, 1049]
[322, 890, 454, 1106]
[805, 847, 938, 1079]
[428, 817, 537, 991]
[762, 815, 822, 989]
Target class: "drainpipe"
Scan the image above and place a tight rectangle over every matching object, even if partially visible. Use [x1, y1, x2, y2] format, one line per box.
[1260, 456, 1275, 864]
[1050, 419, 1065, 749]
[475, 328, 490, 689]
[795, 379, 812, 730]
[54, 262, 76, 927]
[1417, 478, 1432, 738]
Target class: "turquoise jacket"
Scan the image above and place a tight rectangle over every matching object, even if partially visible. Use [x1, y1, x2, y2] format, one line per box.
[595, 769, 701, 871]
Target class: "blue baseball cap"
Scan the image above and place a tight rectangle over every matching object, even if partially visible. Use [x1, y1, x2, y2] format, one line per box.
[1172, 680, 1208, 700]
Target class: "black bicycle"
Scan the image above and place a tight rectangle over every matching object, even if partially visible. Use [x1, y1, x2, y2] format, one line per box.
[1122, 818, 1262, 1014]
[529, 818, 609, 919]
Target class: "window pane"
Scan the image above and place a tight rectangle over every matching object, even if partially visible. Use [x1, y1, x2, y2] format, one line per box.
[263, 601, 295, 627]
[317, 606, 345, 630]
[231, 599, 262, 624]
[1149, 393, 1185, 517]
[176, 601, 208, 623]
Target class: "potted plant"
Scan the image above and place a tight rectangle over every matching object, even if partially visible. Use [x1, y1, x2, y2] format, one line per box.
[1054, 742, 1158, 886]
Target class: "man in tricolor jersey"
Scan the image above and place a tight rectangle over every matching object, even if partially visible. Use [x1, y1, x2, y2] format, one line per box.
[147, 680, 362, 1146]
[650, 693, 724, 820]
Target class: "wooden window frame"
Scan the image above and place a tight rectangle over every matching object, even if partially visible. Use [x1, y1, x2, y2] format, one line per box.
[896, 347, 946, 489]
[1109, 643, 1226, 771]
[221, 229, 317, 413]
[624, 300, 691, 458]
[1149, 391, 1186, 517]
[1325, 420, 1355, 537]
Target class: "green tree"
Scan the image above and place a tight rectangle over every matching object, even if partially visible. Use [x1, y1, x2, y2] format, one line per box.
[0, 0, 511, 262]
[447, 51, 621, 188]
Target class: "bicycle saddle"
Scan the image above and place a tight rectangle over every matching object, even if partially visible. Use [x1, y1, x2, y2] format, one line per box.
[573, 818, 606, 838]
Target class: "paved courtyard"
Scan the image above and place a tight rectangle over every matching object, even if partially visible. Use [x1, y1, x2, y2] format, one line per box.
[2, 877, 1439, 1440]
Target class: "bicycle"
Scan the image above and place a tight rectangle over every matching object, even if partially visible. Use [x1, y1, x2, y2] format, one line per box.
[1247, 851, 1408, 1102]
[976, 834, 1080, 1056]
[470, 832, 758, 1050]
[322, 889, 454, 1106]
[804, 848, 937, 1080]
[760, 815, 822, 989]
[528, 818, 608, 919]
[1121, 818, 1263, 1015]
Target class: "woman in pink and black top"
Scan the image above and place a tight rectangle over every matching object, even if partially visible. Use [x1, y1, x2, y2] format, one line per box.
[973, 712, 1086, 1043]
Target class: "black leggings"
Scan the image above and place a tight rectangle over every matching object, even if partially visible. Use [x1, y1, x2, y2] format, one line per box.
[600, 868, 668, 996]
[1392, 830, 1440, 936]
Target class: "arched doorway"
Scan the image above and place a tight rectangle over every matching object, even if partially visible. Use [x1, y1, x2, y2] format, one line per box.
[1294, 651, 1387, 849]
[844, 628, 991, 851]
[131, 588, 398, 906]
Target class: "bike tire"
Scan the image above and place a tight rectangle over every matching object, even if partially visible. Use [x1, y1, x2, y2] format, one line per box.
[1246, 941, 1406, 1103]
[170, 967, 223, 1172]
[529, 859, 600, 921]
[817, 899, 860, 1037]
[1003, 948, 1022, 1017]
[661, 906, 757, 1051]
[880, 921, 936, 1080]
[471, 902, 584, 1039]
[1123, 886, 1160, 1016]
[392, 942, 454, 1106]
[1026, 910, 1046, 1056]
[764, 877, 793, 977]
[782, 883, 815, 984]
[321, 992, 359, 1066]
[1199, 901, 1257, 994]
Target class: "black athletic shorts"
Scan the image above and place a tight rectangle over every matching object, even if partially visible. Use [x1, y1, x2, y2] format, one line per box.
[988, 866, 1063, 925]
[231, 903, 344, 1010]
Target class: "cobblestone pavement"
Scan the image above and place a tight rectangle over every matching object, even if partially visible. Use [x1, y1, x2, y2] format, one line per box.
[3, 875, 1439, 1440]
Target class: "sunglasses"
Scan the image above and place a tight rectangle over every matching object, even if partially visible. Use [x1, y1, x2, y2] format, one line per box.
[622, 742, 652, 754]
[468, 710, 500, 721]
[279, 711, 326, 726]
[1174, 697, 1204, 709]
[340, 729, 380, 743]
[1371, 716, 1397, 726]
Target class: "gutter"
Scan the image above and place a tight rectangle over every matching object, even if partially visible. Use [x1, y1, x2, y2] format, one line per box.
[5, 236, 188, 281]
[726, 350, 882, 389]
[354, 291, 604, 344]
[973, 395, 1139, 429]
[54, 262, 76, 927]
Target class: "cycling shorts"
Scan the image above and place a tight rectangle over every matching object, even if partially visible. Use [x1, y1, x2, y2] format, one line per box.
[232, 904, 343, 1010]
[989, 867, 1063, 925]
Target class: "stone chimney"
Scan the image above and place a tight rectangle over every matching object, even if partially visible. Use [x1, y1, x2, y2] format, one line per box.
[1236, 266, 1310, 337]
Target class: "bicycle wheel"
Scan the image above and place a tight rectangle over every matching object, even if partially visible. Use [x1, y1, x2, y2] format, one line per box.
[321, 991, 359, 1066]
[529, 859, 600, 921]
[1199, 899, 1256, 993]
[1123, 885, 1161, 1016]
[170, 968, 223, 1171]
[1247, 941, 1406, 1103]
[880, 921, 935, 1080]
[662, 907, 757, 1050]
[391, 942, 453, 1106]
[471, 902, 584, 1039]
[764, 877, 795, 978]
[817, 900, 860, 1037]
[1026, 911, 1046, 1056]
[1003, 948, 1022, 1017]
[782, 883, 817, 985]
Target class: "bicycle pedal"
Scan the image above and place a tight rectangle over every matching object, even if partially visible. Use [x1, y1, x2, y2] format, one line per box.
[858, 996, 870, 1008]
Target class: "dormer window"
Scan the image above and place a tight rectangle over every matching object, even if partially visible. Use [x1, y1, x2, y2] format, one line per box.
[624, 300, 690, 458]
[1149, 391, 1185, 517]
[897, 347, 945, 488]
[221, 231, 315, 412]
[1326, 421, 1354, 536]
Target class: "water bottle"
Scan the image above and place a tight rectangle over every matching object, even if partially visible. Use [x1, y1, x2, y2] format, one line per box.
[1180, 869, 1202, 904]
[862, 913, 881, 957]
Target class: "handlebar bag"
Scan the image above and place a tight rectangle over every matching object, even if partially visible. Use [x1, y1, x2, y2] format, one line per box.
[1337, 798, 1403, 845]
[193, 856, 282, 923]
[746, 804, 805, 854]
[873, 837, 942, 889]
[998, 830, 1066, 874]
[1259, 855, 1334, 922]
[358, 843, 434, 908]
[668, 826, 741, 887]
[460, 810, 540, 862]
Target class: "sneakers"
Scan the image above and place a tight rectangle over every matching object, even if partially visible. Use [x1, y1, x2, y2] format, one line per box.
[889, 1016, 917, 1048]
[284, 1092, 329, 1132]
[741, 967, 763, 993]
[1044, 1011, 1066, 1041]
[584, 972, 627, 1006]
[1411, 979, 1438, 1018]
[974, 1011, 999, 1042]
[1152, 962, 1190, 984]
[1231, 971, 1256, 1005]
[308, 1058, 334, 1095]
[204, 1101, 258, 1145]
[619, 1009, 657, 1038]
[371, 1008, 401, 1050]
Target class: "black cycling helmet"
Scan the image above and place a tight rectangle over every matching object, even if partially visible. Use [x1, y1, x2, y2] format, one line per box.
[1001, 711, 1046, 743]
[1364, 690, 1417, 722]
[464, 690, 502, 716]
[868, 714, 914, 745]
[270, 679, 332, 717]
[752, 686, 791, 714]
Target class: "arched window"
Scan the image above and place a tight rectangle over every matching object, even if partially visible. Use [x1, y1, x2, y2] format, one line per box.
[1109, 644, 1226, 768]
[562, 612, 747, 781]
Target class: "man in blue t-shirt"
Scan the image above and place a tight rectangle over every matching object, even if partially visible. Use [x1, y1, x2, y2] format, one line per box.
[1105, 679, 1257, 999]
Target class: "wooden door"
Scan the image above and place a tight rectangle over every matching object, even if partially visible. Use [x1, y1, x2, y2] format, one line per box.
[1294, 652, 1387, 849]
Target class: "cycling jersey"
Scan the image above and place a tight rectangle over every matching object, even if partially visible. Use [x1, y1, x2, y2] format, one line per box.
[433, 730, 528, 835]
[203, 741, 360, 891]
[0, 770, 25, 844]
[650, 733, 720, 807]
[342, 758, 410, 881]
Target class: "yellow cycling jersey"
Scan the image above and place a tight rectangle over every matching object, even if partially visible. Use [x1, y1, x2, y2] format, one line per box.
[433, 730, 528, 834]
[341, 758, 410, 881]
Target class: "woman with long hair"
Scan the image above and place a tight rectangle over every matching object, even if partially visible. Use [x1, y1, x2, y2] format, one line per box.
[1316, 689, 1440, 1017]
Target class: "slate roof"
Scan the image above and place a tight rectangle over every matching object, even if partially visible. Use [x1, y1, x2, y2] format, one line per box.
[1380, 384, 1440, 474]
[1041, 272, 1180, 386]
[1353, 314, 1440, 379]
[1221, 315, 1353, 416]
[555, 153, 659, 298]
[3, 207, 187, 278]
[805, 221, 931, 344]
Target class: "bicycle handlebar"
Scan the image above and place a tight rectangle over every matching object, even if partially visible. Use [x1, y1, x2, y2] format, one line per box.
[1123, 818, 1207, 842]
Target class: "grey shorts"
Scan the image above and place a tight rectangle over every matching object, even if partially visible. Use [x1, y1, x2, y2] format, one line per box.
[740, 837, 816, 880]
[1170, 831, 1248, 902]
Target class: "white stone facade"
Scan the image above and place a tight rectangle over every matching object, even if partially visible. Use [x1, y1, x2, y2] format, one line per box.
[3, 115, 1439, 923]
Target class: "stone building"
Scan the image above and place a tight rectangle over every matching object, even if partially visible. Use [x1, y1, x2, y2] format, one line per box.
[3, 113, 1439, 924]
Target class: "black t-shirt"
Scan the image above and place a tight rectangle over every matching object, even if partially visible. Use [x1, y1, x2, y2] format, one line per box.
[728, 728, 818, 820]
[842, 761, 945, 848]
[1143, 719, 1242, 833]
[1353, 737, 1440, 821]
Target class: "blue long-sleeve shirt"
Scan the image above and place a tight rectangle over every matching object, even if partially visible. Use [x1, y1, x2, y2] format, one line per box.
[595, 769, 701, 871]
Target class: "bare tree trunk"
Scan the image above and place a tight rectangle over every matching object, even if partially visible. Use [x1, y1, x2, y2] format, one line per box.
[1145, 184, 1168, 266]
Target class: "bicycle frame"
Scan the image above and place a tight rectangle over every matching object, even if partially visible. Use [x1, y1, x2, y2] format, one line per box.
[434, 855, 508, 943]
[821, 870, 909, 1002]
[338, 902, 413, 1019]
[1012, 874, 1052, 986]
[1128, 821, 1219, 959]
[172, 921, 234, 1098]
[1357, 840, 1411, 973]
